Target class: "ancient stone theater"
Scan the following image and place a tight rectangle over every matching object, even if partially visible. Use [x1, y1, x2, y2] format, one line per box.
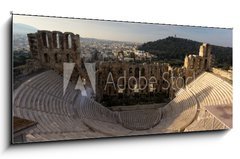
[13, 30, 232, 143]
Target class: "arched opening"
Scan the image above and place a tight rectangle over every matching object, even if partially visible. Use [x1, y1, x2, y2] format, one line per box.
[56, 33, 60, 49]
[67, 34, 72, 49]
[66, 54, 70, 62]
[54, 54, 58, 63]
[44, 54, 49, 63]
[73, 39, 77, 51]
[204, 59, 208, 70]
[129, 67, 132, 74]
[135, 67, 139, 78]
[42, 33, 49, 48]
[141, 68, 145, 76]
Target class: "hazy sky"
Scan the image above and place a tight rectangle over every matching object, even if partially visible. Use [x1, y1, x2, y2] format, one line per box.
[13, 15, 232, 47]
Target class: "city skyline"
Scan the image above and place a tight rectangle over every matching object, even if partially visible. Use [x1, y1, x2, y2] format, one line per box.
[13, 15, 232, 47]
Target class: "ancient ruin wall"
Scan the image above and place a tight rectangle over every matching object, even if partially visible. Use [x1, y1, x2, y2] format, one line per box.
[27, 30, 81, 76]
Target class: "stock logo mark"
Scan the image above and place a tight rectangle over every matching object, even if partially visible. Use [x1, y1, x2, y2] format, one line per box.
[63, 62, 96, 96]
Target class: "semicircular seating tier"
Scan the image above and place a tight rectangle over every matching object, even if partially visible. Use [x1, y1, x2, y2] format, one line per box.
[13, 70, 232, 142]
[184, 72, 232, 131]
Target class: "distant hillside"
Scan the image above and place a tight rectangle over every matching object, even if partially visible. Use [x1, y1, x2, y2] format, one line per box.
[13, 23, 37, 34]
[138, 37, 232, 69]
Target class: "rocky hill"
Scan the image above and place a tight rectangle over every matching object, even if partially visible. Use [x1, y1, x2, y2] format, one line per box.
[138, 37, 232, 69]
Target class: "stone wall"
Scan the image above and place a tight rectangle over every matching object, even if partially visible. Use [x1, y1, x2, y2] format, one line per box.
[96, 61, 185, 104]
[183, 43, 212, 76]
[27, 30, 82, 77]
[13, 59, 41, 77]
[212, 68, 232, 80]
